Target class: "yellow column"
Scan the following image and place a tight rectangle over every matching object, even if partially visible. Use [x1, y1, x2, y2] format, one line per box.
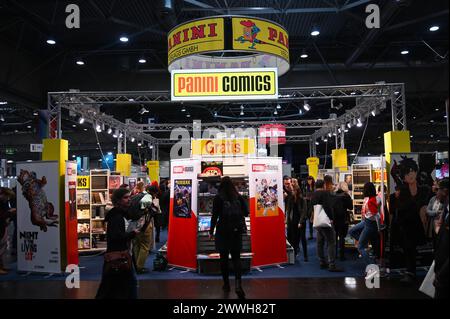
[384, 130, 411, 192]
[306, 157, 320, 180]
[116, 154, 132, 176]
[147, 160, 160, 183]
[332, 149, 348, 171]
[42, 138, 68, 271]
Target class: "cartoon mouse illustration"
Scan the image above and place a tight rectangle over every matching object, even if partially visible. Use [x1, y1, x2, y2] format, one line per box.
[235, 20, 266, 49]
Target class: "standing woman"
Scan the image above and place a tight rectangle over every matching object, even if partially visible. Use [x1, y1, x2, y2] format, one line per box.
[292, 178, 308, 262]
[334, 182, 353, 261]
[96, 188, 139, 299]
[209, 176, 249, 299]
[305, 176, 315, 240]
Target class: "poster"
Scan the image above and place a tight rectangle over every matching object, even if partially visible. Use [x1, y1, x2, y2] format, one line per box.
[65, 161, 78, 265]
[173, 179, 192, 218]
[389, 153, 434, 195]
[255, 177, 279, 217]
[200, 161, 223, 177]
[16, 161, 61, 273]
[109, 175, 122, 190]
[128, 178, 137, 190]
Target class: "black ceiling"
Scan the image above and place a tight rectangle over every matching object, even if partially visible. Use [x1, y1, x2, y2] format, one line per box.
[0, 0, 448, 163]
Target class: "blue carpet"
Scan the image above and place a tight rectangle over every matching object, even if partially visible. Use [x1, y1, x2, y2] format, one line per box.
[1, 225, 375, 282]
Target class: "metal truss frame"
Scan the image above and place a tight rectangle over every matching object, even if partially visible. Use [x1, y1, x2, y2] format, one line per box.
[48, 83, 407, 153]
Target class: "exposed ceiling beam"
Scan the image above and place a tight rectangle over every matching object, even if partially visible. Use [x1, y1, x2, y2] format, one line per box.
[384, 10, 449, 32]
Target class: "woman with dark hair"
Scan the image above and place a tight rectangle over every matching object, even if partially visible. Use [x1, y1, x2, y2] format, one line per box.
[305, 176, 315, 240]
[292, 178, 308, 261]
[348, 182, 380, 275]
[96, 188, 139, 299]
[396, 157, 430, 284]
[209, 176, 249, 299]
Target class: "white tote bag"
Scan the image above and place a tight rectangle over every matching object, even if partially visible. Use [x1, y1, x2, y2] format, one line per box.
[313, 204, 332, 228]
[419, 261, 435, 298]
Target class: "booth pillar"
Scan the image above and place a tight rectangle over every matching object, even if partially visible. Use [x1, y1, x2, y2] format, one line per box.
[306, 157, 320, 179]
[147, 160, 160, 183]
[42, 138, 68, 270]
[332, 149, 348, 171]
[116, 154, 132, 176]
[384, 130, 411, 192]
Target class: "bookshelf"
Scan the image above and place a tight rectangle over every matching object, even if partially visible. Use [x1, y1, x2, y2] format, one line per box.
[90, 169, 109, 250]
[351, 164, 373, 223]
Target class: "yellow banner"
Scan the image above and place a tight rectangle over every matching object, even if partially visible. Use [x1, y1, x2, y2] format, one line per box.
[147, 161, 160, 183]
[77, 176, 90, 189]
[168, 18, 224, 65]
[171, 68, 277, 101]
[192, 139, 256, 156]
[307, 157, 319, 166]
[232, 17, 289, 63]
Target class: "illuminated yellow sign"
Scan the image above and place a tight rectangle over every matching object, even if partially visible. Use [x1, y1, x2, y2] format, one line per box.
[171, 68, 278, 101]
[168, 18, 224, 65]
[192, 139, 256, 156]
[77, 176, 90, 189]
[307, 157, 319, 166]
[232, 17, 289, 63]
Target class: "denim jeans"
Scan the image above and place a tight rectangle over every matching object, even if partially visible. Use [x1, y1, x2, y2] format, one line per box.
[349, 219, 379, 265]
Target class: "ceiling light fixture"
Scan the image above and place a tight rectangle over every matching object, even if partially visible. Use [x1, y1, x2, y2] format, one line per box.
[46, 39, 56, 45]
[401, 50, 409, 55]
[76, 59, 85, 65]
[371, 110, 376, 117]
[276, 104, 281, 109]
[107, 128, 112, 134]
[300, 49, 308, 58]
[95, 123, 102, 132]
[311, 26, 320, 36]
[79, 117, 85, 124]
[303, 101, 310, 111]
[139, 107, 149, 115]
[315, 141, 320, 145]
[72, 124, 76, 128]
[138, 58, 146, 63]
[186, 114, 191, 118]
[298, 109, 303, 115]
[347, 122, 352, 128]
[429, 25, 439, 32]
[240, 110, 244, 116]
[118, 132, 123, 138]
[356, 118, 363, 127]
[130, 137, 135, 142]
[120, 36, 129, 42]
[274, 109, 278, 115]
[0, 115, 4, 122]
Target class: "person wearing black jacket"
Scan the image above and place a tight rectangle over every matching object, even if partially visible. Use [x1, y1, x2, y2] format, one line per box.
[433, 178, 449, 299]
[160, 180, 171, 230]
[209, 176, 249, 299]
[293, 178, 308, 261]
[311, 180, 342, 272]
[96, 188, 139, 299]
[334, 182, 353, 261]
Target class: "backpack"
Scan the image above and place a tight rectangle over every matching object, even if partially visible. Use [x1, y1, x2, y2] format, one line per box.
[153, 253, 168, 271]
[127, 192, 147, 221]
[222, 197, 247, 233]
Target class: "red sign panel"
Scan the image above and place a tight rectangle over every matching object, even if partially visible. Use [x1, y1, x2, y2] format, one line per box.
[259, 124, 286, 144]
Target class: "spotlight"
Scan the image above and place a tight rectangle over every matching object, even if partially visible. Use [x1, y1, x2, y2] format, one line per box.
[186, 114, 191, 118]
[274, 109, 278, 115]
[119, 132, 123, 138]
[138, 58, 146, 64]
[214, 111, 218, 117]
[181, 107, 186, 112]
[137, 142, 142, 147]
[347, 122, 352, 128]
[149, 145, 154, 149]
[315, 141, 320, 145]
[303, 101, 310, 111]
[324, 138, 328, 142]
[357, 118, 363, 127]
[371, 110, 376, 117]
[429, 25, 439, 32]
[311, 26, 320, 36]
[401, 50, 409, 55]
[276, 104, 281, 109]
[46, 39, 56, 45]
[300, 49, 308, 59]
[298, 109, 303, 115]
[0, 115, 4, 122]
[107, 128, 112, 134]
[131, 137, 135, 142]
[95, 123, 102, 132]
[139, 107, 149, 115]
[76, 59, 85, 65]
[240, 110, 244, 116]
[328, 132, 332, 138]
[79, 117, 85, 124]
[120, 36, 129, 42]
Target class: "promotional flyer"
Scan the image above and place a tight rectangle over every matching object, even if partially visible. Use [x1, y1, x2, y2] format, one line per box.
[65, 161, 78, 266]
[173, 179, 192, 218]
[16, 161, 61, 273]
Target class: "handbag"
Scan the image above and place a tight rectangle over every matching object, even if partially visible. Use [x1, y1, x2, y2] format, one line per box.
[312, 204, 332, 228]
[419, 261, 435, 298]
[104, 250, 132, 275]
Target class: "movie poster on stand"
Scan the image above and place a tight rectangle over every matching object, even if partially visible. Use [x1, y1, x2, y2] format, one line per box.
[65, 161, 78, 266]
[173, 179, 192, 218]
[255, 176, 279, 217]
[16, 161, 61, 273]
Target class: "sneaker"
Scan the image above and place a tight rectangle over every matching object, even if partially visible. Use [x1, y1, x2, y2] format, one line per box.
[328, 264, 344, 272]
[320, 262, 329, 269]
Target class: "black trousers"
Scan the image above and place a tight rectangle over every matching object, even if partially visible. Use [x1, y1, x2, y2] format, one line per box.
[298, 223, 308, 258]
[219, 249, 242, 281]
[399, 227, 417, 275]
[154, 214, 162, 240]
[335, 224, 349, 258]
[287, 220, 300, 255]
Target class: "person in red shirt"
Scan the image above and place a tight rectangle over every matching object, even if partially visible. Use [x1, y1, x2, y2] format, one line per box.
[349, 182, 381, 275]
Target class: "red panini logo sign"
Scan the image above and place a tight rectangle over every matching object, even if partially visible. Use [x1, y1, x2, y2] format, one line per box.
[252, 164, 266, 172]
[173, 166, 184, 174]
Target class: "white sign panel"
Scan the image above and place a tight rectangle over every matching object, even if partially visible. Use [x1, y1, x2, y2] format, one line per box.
[16, 161, 61, 273]
[30, 144, 43, 152]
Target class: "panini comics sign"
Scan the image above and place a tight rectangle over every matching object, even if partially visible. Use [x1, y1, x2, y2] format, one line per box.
[171, 68, 278, 101]
[168, 17, 224, 65]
